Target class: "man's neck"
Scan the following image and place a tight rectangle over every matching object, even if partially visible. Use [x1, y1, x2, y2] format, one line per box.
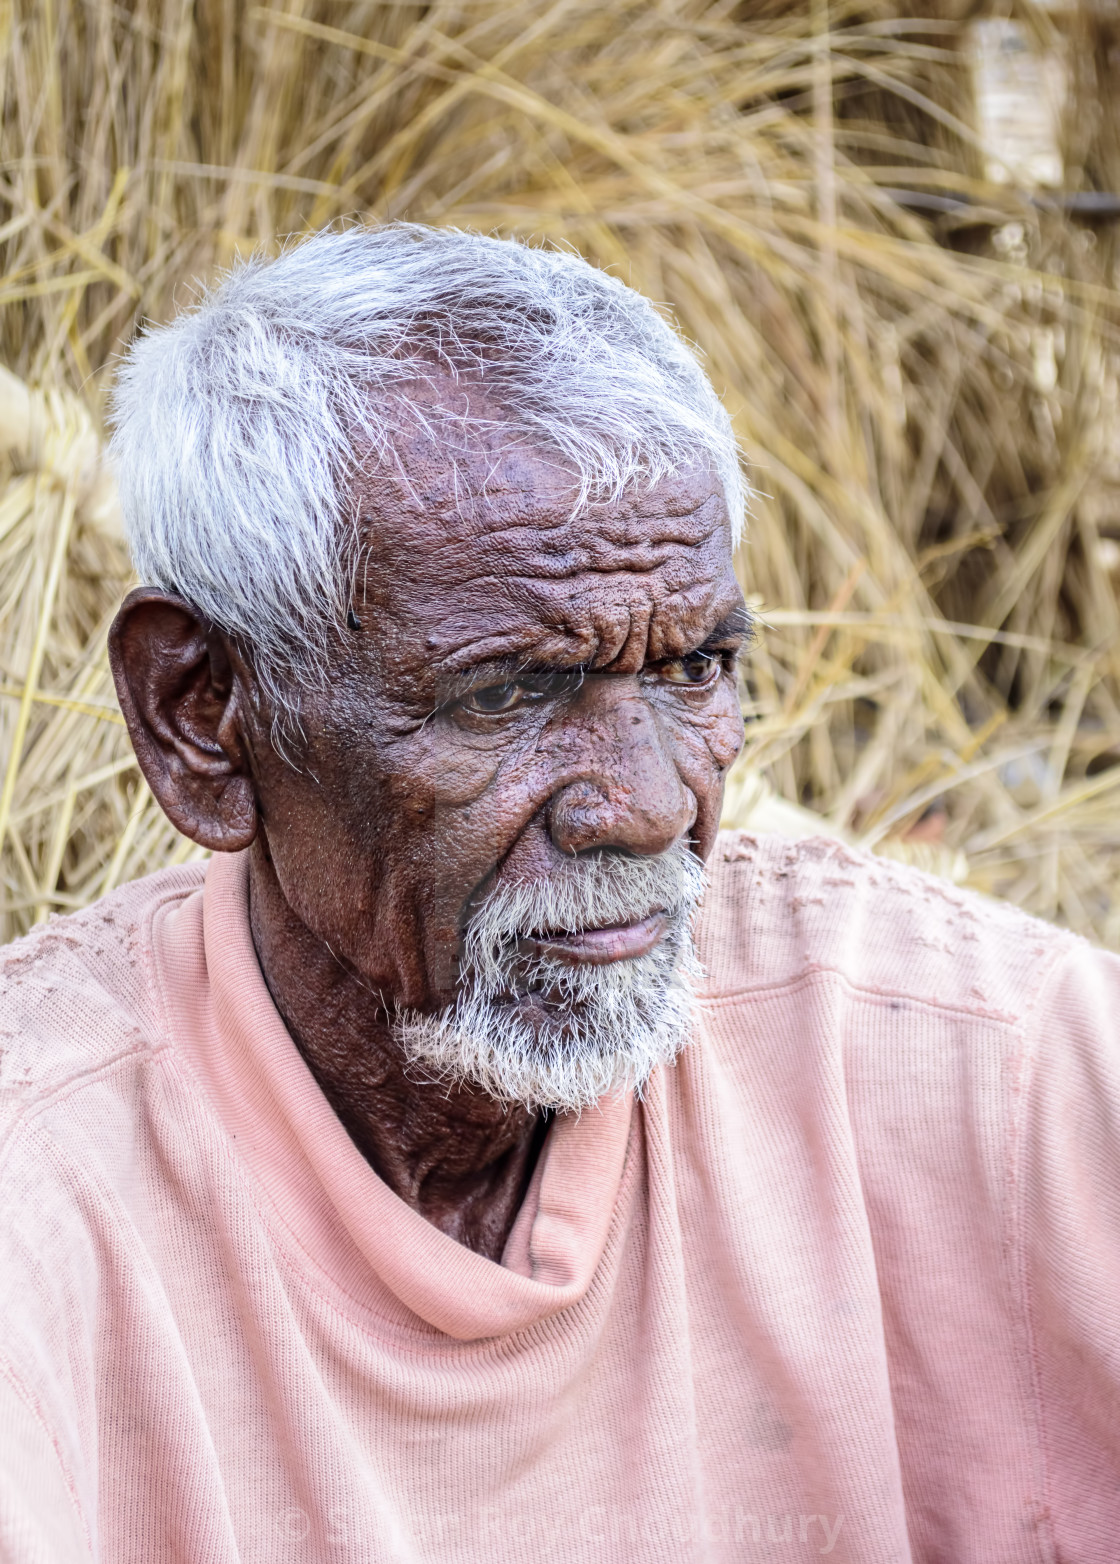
[246, 842, 545, 1262]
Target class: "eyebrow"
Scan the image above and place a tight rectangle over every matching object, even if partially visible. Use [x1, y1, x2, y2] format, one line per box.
[433, 604, 755, 700]
[438, 655, 584, 702]
[698, 604, 754, 648]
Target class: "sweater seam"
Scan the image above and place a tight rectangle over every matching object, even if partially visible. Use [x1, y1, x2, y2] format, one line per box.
[0, 1354, 92, 1557]
[0, 1038, 168, 1168]
[1008, 946, 1072, 1564]
[137, 881, 193, 1077]
[0, 879, 200, 1155]
[0, 1037, 464, 1354]
[697, 960, 1056, 1028]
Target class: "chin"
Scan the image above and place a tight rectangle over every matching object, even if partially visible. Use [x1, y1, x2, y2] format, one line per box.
[394, 840, 708, 1112]
[392, 937, 701, 1114]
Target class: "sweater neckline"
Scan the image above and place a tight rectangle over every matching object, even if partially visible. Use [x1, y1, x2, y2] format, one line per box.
[157, 850, 635, 1341]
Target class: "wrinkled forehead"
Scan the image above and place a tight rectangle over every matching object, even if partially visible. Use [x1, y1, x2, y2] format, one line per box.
[356, 441, 740, 682]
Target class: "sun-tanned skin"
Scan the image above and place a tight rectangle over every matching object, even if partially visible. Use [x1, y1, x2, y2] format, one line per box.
[109, 397, 748, 1261]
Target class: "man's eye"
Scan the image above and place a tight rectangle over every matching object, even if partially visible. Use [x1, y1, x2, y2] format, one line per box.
[461, 682, 525, 714]
[659, 651, 719, 687]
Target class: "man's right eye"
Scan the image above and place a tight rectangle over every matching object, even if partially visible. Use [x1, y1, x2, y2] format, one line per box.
[460, 682, 525, 714]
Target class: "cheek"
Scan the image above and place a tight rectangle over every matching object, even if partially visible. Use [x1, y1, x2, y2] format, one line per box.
[260, 796, 380, 966]
[342, 742, 510, 918]
[671, 689, 745, 777]
[666, 694, 744, 853]
[347, 733, 552, 988]
[410, 745, 507, 810]
[704, 699, 746, 772]
[402, 737, 547, 875]
[253, 706, 552, 1004]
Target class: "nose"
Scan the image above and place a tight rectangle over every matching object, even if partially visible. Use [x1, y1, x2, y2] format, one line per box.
[547, 679, 696, 858]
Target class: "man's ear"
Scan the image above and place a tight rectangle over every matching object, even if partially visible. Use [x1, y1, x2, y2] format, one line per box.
[108, 587, 259, 852]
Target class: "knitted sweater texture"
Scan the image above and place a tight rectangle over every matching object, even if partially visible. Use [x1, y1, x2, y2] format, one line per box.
[0, 832, 1117, 1563]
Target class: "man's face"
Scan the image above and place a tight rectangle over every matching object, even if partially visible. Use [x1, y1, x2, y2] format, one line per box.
[247, 428, 746, 1096]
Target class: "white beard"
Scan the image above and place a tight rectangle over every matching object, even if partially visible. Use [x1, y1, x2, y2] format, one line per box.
[392, 842, 706, 1113]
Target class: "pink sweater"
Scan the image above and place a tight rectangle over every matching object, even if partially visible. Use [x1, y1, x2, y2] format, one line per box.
[1, 832, 1118, 1563]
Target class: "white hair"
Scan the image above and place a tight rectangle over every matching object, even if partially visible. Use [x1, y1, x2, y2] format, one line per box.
[110, 224, 744, 713]
[394, 841, 705, 1112]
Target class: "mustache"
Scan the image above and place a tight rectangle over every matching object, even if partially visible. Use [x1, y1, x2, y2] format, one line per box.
[463, 841, 706, 980]
[393, 843, 708, 1112]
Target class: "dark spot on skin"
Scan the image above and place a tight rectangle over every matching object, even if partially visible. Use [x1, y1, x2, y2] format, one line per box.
[347, 607, 362, 632]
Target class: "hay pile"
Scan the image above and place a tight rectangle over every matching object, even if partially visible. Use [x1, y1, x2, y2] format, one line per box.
[3, 0, 1120, 945]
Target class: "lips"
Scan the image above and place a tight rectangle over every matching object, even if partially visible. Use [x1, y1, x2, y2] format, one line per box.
[519, 908, 671, 966]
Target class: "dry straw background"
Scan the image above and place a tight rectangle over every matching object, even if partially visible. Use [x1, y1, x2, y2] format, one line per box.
[3, 0, 1120, 946]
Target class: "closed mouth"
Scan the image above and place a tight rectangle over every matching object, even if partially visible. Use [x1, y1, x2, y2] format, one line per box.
[518, 908, 670, 966]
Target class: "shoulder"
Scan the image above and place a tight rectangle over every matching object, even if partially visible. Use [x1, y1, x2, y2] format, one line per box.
[698, 829, 1077, 1024]
[0, 864, 207, 1124]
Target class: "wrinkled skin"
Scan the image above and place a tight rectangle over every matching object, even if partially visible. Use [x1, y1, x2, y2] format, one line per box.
[109, 411, 747, 1260]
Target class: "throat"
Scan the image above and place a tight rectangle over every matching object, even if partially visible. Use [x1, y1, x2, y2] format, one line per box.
[332, 1097, 551, 1259]
[246, 840, 547, 1263]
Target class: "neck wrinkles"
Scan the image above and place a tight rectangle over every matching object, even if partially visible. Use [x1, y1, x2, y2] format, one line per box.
[246, 838, 545, 1261]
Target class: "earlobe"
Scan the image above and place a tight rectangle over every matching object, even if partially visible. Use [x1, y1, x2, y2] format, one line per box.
[109, 588, 259, 852]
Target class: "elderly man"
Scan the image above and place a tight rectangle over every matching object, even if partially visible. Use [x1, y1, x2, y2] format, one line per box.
[1, 225, 1119, 1564]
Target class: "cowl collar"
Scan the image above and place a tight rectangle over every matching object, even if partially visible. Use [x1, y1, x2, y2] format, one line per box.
[156, 850, 635, 1341]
